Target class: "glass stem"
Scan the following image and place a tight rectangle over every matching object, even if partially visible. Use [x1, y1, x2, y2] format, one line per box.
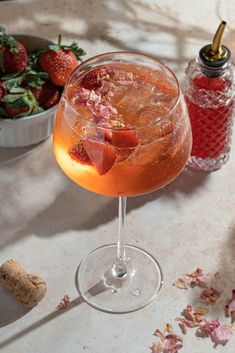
[112, 196, 128, 278]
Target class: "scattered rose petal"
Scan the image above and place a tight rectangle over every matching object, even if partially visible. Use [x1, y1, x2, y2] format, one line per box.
[173, 268, 209, 289]
[196, 319, 220, 337]
[199, 287, 221, 305]
[150, 342, 164, 353]
[176, 305, 208, 334]
[225, 289, 235, 323]
[152, 324, 183, 353]
[211, 324, 234, 346]
[57, 295, 71, 310]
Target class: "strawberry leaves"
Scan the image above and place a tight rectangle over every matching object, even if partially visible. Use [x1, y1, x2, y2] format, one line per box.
[0, 106, 8, 118]
[1, 67, 48, 90]
[0, 26, 18, 54]
[2, 86, 44, 118]
[29, 48, 46, 71]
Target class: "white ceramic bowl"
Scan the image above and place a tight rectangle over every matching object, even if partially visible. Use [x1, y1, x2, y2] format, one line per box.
[0, 35, 59, 147]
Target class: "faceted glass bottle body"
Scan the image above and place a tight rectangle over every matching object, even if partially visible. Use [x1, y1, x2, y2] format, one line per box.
[184, 59, 235, 171]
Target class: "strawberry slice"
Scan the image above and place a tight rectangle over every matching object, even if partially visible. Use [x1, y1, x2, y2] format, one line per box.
[83, 137, 116, 175]
[112, 130, 139, 148]
[69, 143, 92, 165]
[81, 65, 114, 91]
[112, 130, 139, 161]
[96, 120, 112, 142]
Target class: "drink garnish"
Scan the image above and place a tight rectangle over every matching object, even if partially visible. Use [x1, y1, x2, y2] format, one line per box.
[112, 130, 139, 149]
[112, 129, 139, 161]
[83, 136, 116, 175]
[69, 143, 92, 165]
[81, 65, 115, 91]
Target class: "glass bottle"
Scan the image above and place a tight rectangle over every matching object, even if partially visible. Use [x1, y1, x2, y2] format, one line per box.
[184, 21, 235, 171]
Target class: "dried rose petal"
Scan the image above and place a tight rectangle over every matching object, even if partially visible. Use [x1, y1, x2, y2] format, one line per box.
[57, 294, 71, 310]
[199, 287, 221, 305]
[150, 342, 164, 353]
[154, 329, 166, 341]
[176, 305, 208, 334]
[173, 268, 209, 289]
[152, 324, 183, 353]
[176, 318, 198, 334]
[225, 289, 235, 323]
[210, 324, 234, 346]
[196, 319, 220, 337]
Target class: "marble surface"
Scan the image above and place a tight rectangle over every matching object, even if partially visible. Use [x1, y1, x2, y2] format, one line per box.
[0, 0, 235, 352]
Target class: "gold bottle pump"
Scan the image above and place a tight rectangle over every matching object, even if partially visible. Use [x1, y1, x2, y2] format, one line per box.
[199, 21, 231, 70]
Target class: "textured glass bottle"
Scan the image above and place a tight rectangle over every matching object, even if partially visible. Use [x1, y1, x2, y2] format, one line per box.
[184, 22, 235, 171]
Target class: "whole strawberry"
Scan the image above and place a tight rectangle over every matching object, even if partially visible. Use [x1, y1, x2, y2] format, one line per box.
[31, 81, 60, 109]
[0, 81, 6, 99]
[0, 26, 28, 74]
[1, 86, 43, 118]
[39, 35, 85, 87]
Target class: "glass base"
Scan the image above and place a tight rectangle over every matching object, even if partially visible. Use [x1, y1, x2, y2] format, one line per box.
[188, 153, 229, 172]
[76, 244, 163, 313]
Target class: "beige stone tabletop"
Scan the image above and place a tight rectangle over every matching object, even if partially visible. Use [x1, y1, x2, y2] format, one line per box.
[0, 0, 235, 352]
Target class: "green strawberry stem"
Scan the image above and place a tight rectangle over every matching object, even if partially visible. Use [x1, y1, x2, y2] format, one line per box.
[58, 34, 62, 46]
[0, 26, 18, 54]
[49, 35, 86, 59]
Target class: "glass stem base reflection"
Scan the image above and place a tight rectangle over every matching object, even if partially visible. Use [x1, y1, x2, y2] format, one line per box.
[76, 244, 163, 313]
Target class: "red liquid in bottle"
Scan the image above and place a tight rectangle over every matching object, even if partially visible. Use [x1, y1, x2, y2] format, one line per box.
[186, 75, 234, 159]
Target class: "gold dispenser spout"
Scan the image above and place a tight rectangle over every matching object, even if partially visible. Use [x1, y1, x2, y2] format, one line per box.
[211, 21, 227, 55]
[199, 20, 230, 67]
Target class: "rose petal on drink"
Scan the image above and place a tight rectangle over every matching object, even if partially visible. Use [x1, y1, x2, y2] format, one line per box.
[81, 65, 115, 91]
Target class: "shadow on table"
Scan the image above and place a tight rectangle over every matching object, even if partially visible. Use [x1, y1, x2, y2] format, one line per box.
[0, 0, 232, 76]
[0, 277, 108, 350]
[0, 143, 44, 164]
[0, 296, 84, 349]
[0, 166, 210, 252]
[0, 288, 31, 328]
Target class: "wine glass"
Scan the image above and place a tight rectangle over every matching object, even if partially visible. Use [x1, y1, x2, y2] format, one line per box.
[53, 52, 192, 313]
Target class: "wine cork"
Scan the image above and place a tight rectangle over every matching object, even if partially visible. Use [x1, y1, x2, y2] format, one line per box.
[0, 259, 47, 308]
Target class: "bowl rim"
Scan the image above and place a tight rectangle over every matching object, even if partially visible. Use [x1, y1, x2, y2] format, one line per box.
[12, 34, 55, 45]
[0, 34, 58, 122]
